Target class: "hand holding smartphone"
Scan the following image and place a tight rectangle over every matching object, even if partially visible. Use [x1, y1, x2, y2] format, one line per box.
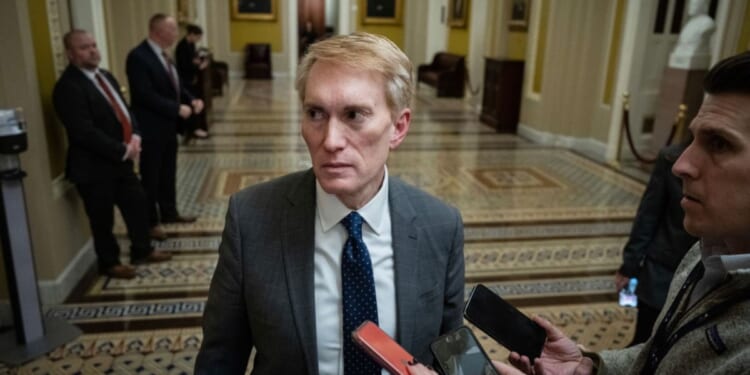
[464, 284, 547, 360]
[352, 320, 414, 375]
[430, 326, 499, 375]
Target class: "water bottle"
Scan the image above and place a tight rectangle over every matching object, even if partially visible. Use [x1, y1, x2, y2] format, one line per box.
[619, 278, 638, 307]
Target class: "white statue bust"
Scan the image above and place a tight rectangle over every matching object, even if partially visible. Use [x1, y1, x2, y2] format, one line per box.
[669, 0, 715, 69]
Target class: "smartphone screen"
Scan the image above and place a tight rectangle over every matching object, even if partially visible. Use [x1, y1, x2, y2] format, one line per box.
[464, 284, 547, 360]
[430, 326, 499, 375]
[352, 320, 414, 375]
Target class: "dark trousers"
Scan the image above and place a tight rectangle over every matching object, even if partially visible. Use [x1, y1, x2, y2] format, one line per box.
[140, 137, 178, 226]
[76, 171, 152, 270]
[629, 299, 661, 346]
[187, 83, 207, 132]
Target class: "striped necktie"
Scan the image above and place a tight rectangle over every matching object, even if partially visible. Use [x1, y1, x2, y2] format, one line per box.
[94, 72, 132, 143]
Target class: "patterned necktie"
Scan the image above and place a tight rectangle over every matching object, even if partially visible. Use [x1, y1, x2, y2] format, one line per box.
[340, 211, 381, 375]
[94, 73, 132, 143]
[161, 51, 179, 95]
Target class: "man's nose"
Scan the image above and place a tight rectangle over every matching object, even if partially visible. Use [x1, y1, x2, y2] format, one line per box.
[672, 147, 698, 179]
[322, 120, 346, 150]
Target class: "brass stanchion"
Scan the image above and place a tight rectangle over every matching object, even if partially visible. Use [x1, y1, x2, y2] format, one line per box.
[612, 91, 630, 168]
[673, 104, 687, 143]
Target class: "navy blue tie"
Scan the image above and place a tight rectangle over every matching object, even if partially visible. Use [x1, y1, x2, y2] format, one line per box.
[341, 211, 381, 374]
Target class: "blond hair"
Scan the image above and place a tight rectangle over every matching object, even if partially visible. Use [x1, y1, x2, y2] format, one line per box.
[295, 32, 413, 117]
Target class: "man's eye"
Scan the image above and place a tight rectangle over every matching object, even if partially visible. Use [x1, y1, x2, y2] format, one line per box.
[345, 111, 365, 122]
[306, 109, 324, 120]
[707, 135, 730, 152]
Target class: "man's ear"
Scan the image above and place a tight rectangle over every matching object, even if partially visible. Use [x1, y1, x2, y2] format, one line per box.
[390, 108, 411, 149]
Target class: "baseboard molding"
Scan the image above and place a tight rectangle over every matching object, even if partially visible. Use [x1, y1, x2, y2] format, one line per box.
[38, 239, 95, 305]
[518, 123, 608, 163]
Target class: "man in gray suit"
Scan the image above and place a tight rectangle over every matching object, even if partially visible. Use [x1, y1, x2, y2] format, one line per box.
[195, 32, 465, 374]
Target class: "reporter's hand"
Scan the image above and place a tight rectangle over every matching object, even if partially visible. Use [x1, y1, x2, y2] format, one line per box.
[614, 272, 629, 292]
[191, 99, 204, 114]
[507, 316, 594, 375]
[178, 104, 192, 119]
[493, 360, 527, 375]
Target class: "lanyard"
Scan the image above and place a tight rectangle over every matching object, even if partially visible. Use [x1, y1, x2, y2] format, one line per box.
[640, 261, 750, 374]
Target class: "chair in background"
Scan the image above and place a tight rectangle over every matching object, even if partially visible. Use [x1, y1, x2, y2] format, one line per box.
[244, 43, 272, 79]
[417, 52, 466, 98]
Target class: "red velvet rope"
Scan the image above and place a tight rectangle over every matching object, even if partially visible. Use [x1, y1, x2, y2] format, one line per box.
[621, 108, 678, 164]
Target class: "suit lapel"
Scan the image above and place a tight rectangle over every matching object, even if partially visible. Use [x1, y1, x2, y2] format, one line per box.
[389, 177, 420, 352]
[140, 40, 178, 97]
[282, 170, 318, 374]
[68, 66, 119, 124]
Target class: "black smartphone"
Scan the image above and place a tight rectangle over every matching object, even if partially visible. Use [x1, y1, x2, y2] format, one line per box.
[430, 326, 499, 375]
[464, 284, 547, 360]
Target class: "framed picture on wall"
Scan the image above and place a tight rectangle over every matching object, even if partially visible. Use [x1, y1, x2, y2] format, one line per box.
[362, 0, 403, 25]
[232, 0, 276, 21]
[448, 0, 469, 28]
[509, 0, 531, 31]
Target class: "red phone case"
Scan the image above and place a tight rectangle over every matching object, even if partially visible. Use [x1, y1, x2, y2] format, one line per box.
[352, 321, 414, 375]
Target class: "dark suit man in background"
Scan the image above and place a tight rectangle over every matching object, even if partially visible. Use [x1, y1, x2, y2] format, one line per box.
[195, 32, 465, 374]
[175, 23, 209, 140]
[126, 14, 202, 240]
[53, 30, 172, 279]
[615, 142, 697, 345]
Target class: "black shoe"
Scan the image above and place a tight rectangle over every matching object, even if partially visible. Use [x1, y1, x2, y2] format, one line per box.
[132, 250, 173, 265]
[161, 214, 197, 224]
[105, 264, 136, 279]
[150, 226, 168, 241]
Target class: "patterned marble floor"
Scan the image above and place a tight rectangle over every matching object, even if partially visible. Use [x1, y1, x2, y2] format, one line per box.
[3, 78, 647, 373]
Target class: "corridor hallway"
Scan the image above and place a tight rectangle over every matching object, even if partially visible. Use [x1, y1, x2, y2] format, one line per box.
[7, 78, 646, 373]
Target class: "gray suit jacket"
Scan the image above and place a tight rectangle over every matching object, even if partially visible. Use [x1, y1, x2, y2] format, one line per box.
[195, 169, 465, 374]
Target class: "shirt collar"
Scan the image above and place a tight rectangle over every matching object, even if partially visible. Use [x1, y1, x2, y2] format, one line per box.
[316, 166, 390, 235]
[700, 238, 750, 275]
[147, 38, 164, 57]
[77, 67, 100, 80]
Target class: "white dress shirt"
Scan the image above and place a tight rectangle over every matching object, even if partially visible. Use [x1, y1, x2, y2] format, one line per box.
[147, 38, 180, 89]
[689, 239, 750, 306]
[79, 67, 131, 124]
[78, 67, 137, 160]
[314, 167, 396, 375]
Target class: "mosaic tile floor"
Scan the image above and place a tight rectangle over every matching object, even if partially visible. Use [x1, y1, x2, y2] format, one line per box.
[3, 78, 647, 372]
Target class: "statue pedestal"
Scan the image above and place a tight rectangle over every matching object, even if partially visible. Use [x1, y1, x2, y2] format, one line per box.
[651, 67, 706, 152]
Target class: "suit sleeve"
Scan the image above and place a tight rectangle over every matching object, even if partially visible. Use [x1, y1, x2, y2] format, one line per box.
[619, 149, 669, 277]
[53, 76, 127, 162]
[175, 41, 196, 85]
[126, 51, 181, 121]
[441, 207, 465, 333]
[195, 194, 253, 374]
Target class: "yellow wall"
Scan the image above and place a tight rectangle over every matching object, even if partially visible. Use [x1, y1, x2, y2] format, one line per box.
[356, 0, 405, 48]
[357, 24, 405, 48]
[229, 7, 283, 52]
[532, 0, 548, 94]
[28, 0, 65, 179]
[739, 2, 750, 53]
[603, 0, 625, 105]
[447, 27, 469, 56]
[507, 31, 527, 60]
